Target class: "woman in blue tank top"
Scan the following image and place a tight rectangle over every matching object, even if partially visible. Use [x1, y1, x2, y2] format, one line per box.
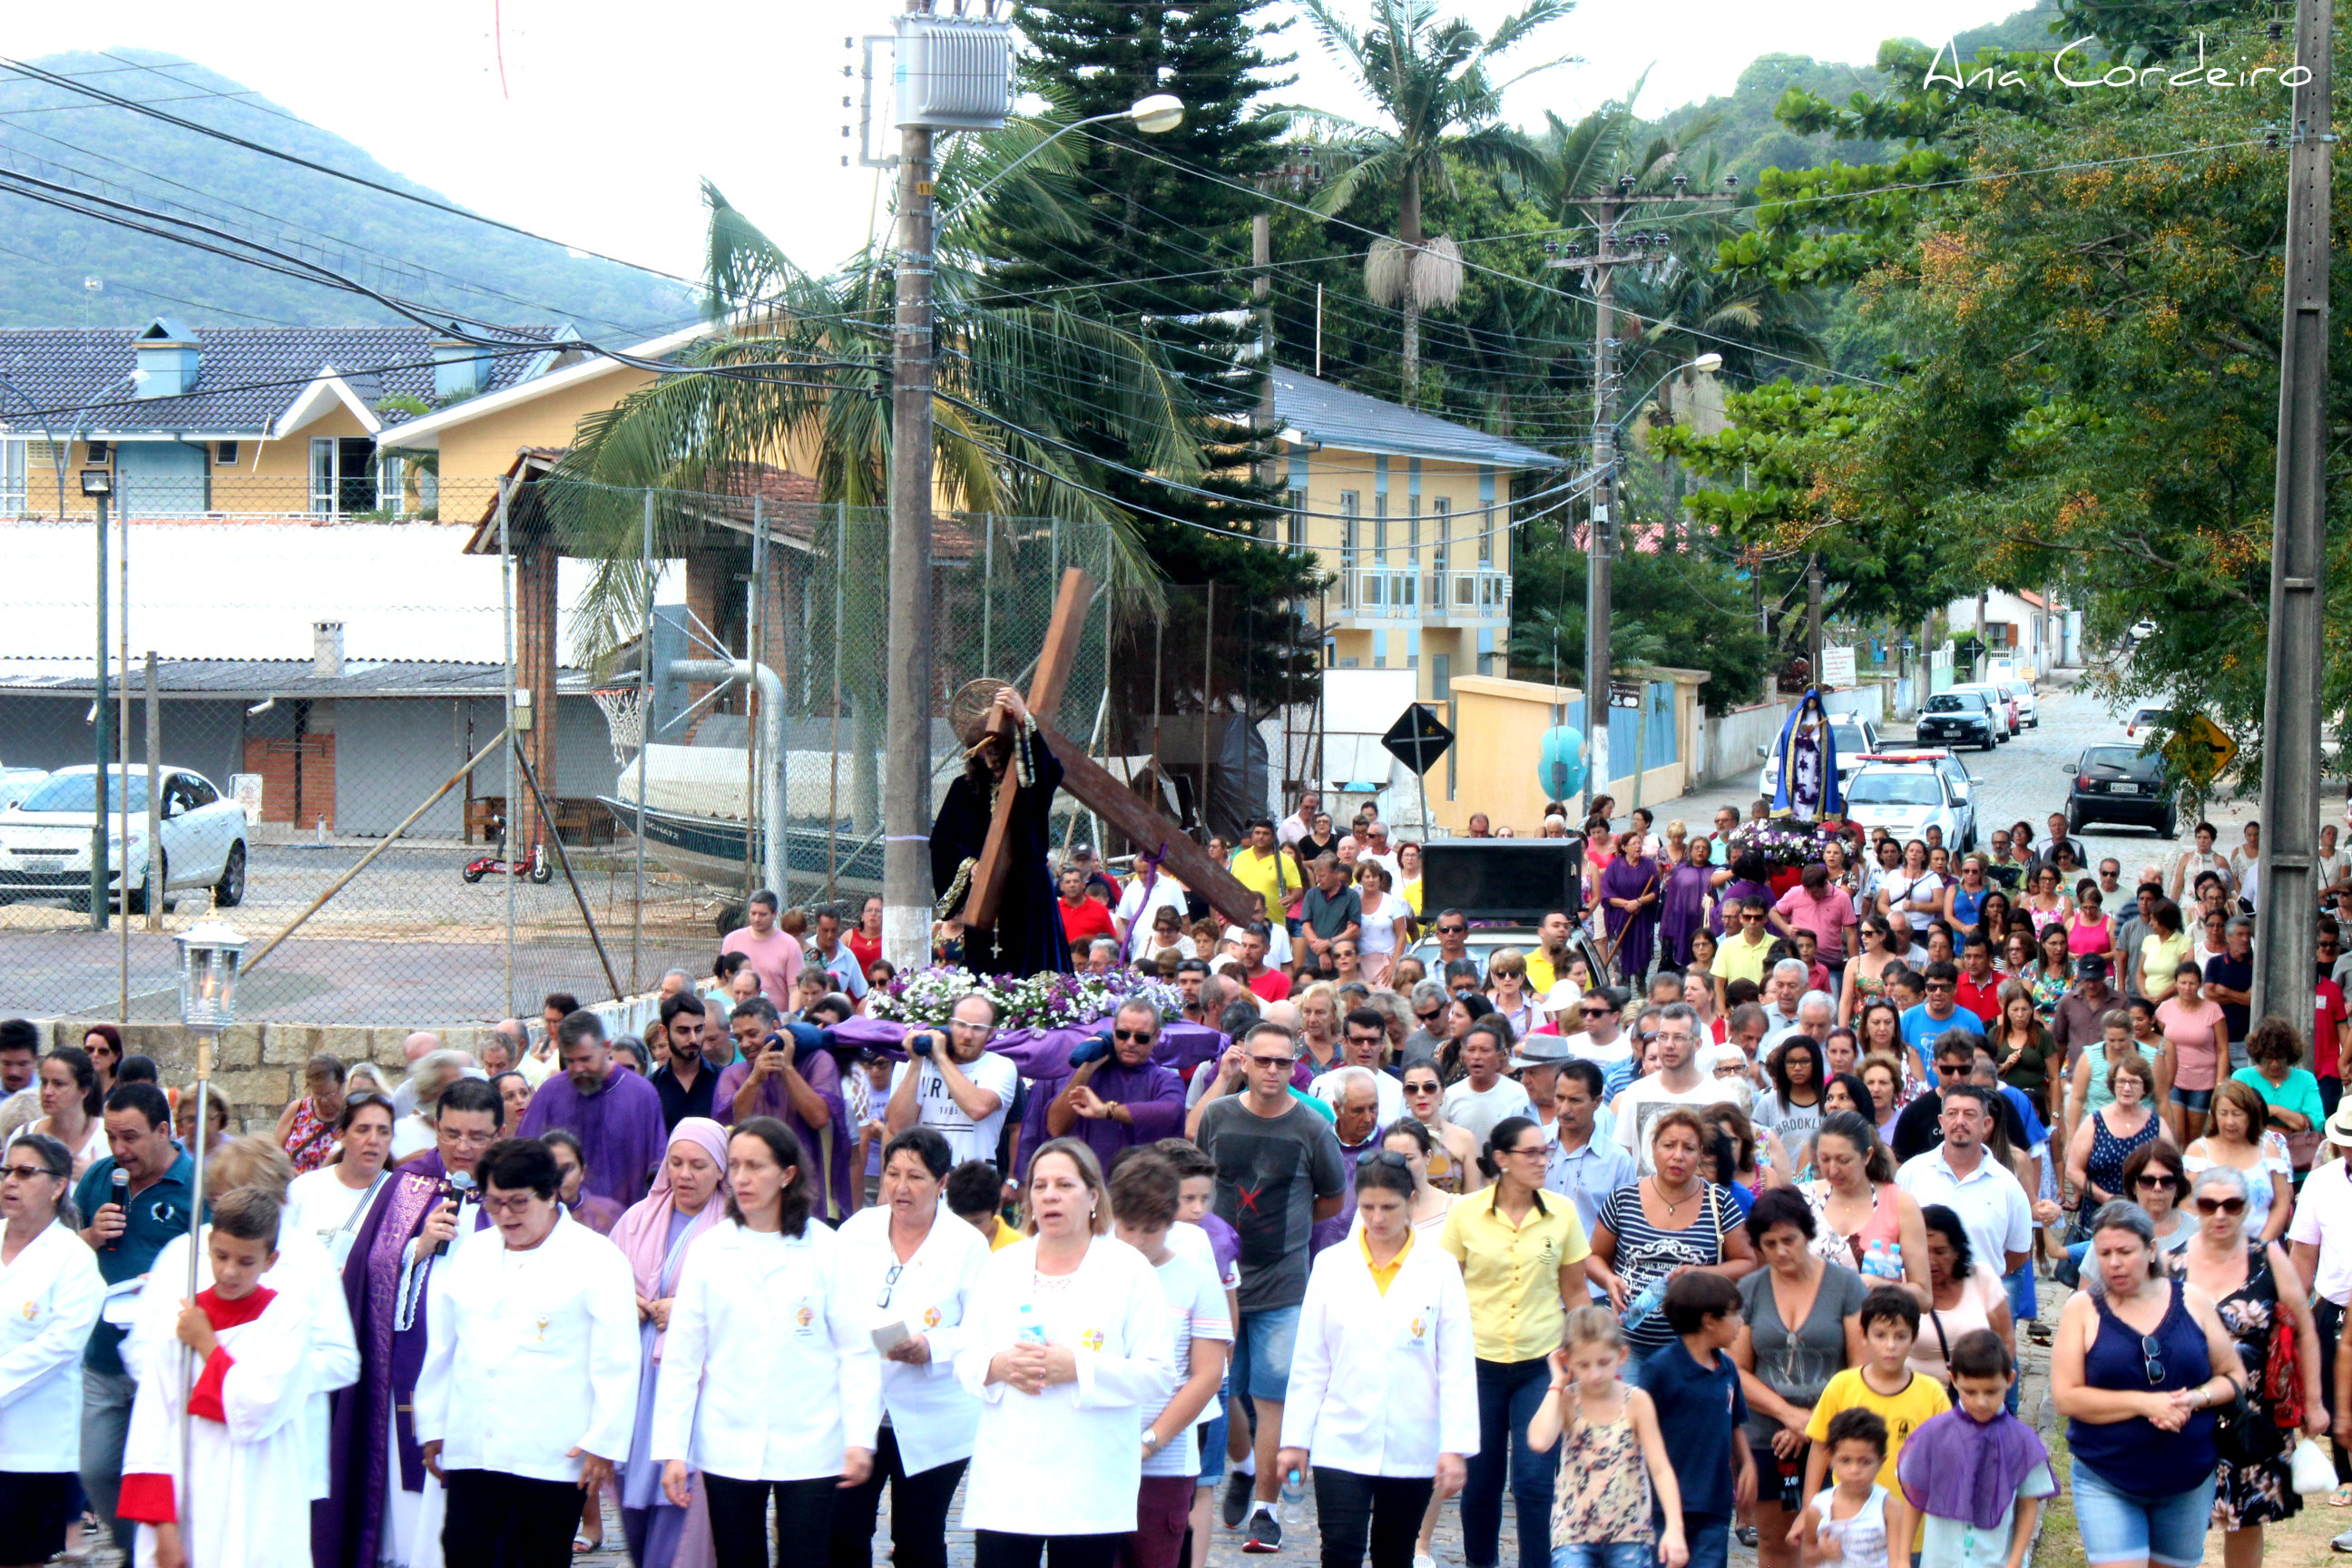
[2051, 1200, 2249, 1568]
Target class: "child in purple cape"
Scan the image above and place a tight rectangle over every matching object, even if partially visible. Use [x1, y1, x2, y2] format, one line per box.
[1895, 1330, 2053, 1568]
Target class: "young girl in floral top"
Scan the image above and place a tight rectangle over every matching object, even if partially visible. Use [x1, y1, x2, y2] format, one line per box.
[1528, 1307, 1688, 1568]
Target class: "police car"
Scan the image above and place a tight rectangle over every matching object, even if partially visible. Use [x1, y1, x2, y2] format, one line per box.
[1840, 751, 1979, 852]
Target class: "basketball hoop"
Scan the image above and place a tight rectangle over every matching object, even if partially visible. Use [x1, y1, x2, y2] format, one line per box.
[592, 686, 649, 763]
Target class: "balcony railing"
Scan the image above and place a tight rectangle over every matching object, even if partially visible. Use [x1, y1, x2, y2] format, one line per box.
[1330, 567, 1509, 621]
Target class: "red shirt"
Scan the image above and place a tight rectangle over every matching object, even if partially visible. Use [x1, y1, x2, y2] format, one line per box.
[847, 929, 882, 974]
[1955, 968, 2004, 1024]
[1246, 966, 1294, 1004]
[1059, 896, 1117, 949]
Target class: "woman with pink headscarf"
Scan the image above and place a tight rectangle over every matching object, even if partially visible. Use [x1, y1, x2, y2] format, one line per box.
[613, 1118, 731, 1568]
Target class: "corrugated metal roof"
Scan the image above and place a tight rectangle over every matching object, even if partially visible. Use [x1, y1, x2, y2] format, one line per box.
[0, 320, 559, 437]
[1269, 369, 1560, 469]
[0, 657, 593, 700]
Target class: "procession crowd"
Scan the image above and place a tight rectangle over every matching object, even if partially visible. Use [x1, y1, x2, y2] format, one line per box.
[5, 788, 2352, 1568]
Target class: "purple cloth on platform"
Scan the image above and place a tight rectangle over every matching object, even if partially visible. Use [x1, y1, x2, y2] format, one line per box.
[1601, 855, 1662, 979]
[711, 1049, 855, 1221]
[1660, 862, 1713, 967]
[319, 1151, 491, 1568]
[517, 1063, 668, 1209]
[1018, 1056, 1188, 1169]
[828, 1014, 1222, 1081]
[1895, 1405, 2053, 1530]
[1709, 876, 1775, 938]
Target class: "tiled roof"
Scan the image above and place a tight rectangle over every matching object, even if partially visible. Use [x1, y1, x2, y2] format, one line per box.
[1269, 368, 1561, 470]
[0, 321, 561, 438]
[0, 656, 593, 699]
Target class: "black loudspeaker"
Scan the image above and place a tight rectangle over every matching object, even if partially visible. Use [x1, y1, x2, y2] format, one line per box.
[1420, 838, 1586, 922]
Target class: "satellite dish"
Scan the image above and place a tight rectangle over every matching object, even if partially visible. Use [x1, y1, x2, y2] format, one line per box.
[1537, 726, 1585, 800]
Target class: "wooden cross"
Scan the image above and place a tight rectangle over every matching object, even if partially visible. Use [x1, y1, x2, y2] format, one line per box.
[966, 567, 1263, 935]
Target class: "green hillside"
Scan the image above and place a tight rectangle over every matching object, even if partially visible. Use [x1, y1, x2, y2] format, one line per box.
[0, 50, 694, 334]
[1645, 3, 2068, 181]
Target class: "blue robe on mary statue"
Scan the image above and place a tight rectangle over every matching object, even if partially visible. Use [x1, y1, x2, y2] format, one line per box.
[1770, 688, 1844, 824]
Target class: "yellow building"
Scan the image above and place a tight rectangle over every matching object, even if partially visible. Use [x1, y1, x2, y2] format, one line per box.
[1269, 369, 1559, 701]
[0, 315, 600, 519]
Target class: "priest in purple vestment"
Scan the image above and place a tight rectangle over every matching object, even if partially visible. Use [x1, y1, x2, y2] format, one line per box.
[711, 1004, 855, 1220]
[1599, 831, 1663, 984]
[320, 1076, 501, 1568]
[1658, 838, 1715, 968]
[516, 1011, 668, 1209]
[1019, 999, 1186, 1170]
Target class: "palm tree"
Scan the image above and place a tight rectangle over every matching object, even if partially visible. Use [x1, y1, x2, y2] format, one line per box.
[544, 146, 1208, 828]
[1294, 0, 1574, 403]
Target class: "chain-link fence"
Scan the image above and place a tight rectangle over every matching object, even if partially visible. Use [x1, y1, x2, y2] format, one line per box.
[0, 472, 1313, 1027]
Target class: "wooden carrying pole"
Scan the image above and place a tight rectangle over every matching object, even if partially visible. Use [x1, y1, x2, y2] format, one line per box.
[510, 738, 625, 1001]
[242, 729, 510, 974]
[967, 567, 1097, 932]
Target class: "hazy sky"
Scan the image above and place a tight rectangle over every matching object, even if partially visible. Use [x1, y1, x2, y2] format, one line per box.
[15, 0, 2024, 300]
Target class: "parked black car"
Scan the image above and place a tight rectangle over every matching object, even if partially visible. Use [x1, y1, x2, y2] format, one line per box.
[1917, 691, 2000, 751]
[2062, 745, 2180, 837]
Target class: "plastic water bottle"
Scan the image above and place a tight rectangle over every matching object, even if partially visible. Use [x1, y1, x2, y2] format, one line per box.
[1861, 1239, 1904, 1280]
[1621, 1277, 1668, 1335]
[1279, 1468, 1307, 1524]
[1016, 1301, 1046, 1346]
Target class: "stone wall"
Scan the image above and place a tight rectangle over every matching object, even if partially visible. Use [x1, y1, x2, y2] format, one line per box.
[47, 1019, 494, 1132]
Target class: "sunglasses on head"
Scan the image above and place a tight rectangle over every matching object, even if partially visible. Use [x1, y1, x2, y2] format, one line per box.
[1356, 1149, 1413, 1171]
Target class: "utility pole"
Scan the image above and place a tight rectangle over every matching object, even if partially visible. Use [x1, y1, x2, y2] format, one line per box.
[91, 486, 110, 930]
[1547, 177, 1733, 814]
[1807, 554, 1824, 681]
[2252, 0, 2333, 1027]
[883, 54, 936, 971]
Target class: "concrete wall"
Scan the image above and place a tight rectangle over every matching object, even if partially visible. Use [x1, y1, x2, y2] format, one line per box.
[46, 985, 671, 1130]
[1435, 672, 1700, 832]
[1700, 700, 1788, 790]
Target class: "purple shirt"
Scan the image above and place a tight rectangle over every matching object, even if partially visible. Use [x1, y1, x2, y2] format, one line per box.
[1019, 1056, 1187, 1170]
[713, 1047, 855, 1221]
[516, 1064, 669, 1209]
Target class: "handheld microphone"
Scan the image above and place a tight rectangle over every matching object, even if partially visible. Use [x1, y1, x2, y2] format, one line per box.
[434, 1171, 477, 1257]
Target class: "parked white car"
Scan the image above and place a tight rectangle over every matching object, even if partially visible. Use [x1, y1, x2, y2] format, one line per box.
[1757, 713, 1885, 803]
[1999, 680, 2039, 727]
[0, 768, 45, 810]
[0, 764, 248, 913]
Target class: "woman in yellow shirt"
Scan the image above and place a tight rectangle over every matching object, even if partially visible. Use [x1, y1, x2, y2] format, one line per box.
[2137, 898, 2191, 1003]
[1437, 1117, 1593, 1568]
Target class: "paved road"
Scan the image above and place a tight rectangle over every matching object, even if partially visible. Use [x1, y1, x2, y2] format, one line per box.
[1671, 681, 2252, 881]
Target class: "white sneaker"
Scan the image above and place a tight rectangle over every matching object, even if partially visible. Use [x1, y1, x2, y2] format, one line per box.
[1414, 1554, 1436, 1568]
[2334, 1527, 2352, 1553]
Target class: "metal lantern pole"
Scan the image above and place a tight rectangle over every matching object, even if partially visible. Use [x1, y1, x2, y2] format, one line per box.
[172, 917, 245, 1533]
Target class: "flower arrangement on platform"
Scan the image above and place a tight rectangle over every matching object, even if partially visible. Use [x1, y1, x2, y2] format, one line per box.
[873, 964, 1182, 1033]
[1726, 816, 1843, 871]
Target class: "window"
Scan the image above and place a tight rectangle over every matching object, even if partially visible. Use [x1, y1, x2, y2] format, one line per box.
[311, 436, 380, 515]
[1374, 493, 1387, 563]
[1339, 491, 1358, 570]
[213, 441, 239, 466]
[0, 438, 24, 514]
[85, 440, 110, 463]
[1286, 487, 1306, 549]
[1478, 501, 1494, 564]
[1407, 497, 1420, 562]
[1433, 497, 1450, 574]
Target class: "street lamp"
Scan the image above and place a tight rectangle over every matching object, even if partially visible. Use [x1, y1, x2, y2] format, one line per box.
[83, 466, 114, 930]
[938, 94, 1186, 226]
[172, 916, 245, 1489]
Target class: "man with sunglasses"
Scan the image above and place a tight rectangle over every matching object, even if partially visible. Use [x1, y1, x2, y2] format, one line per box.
[1890, 1032, 2036, 1166]
[1027, 1000, 1186, 1167]
[1716, 895, 1777, 993]
[1562, 986, 1633, 1075]
[1195, 1023, 1347, 1553]
[1430, 910, 1474, 975]
[1308, 1008, 1406, 1126]
[1899, 960, 1985, 1066]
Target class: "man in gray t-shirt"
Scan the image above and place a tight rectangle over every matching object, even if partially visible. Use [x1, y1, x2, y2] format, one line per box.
[1193, 1022, 1346, 1546]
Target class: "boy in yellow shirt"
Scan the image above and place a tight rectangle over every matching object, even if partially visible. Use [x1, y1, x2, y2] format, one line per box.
[1800, 1286, 1949, 1507]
